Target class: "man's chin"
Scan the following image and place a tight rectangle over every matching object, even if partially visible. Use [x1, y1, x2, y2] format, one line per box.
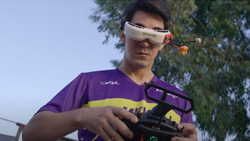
[132, 61, 152, 69]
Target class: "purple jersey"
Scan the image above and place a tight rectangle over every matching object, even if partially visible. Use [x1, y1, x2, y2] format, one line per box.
[38, 69, 193, 141]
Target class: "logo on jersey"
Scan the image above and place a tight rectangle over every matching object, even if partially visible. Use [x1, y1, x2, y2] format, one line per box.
[156, 89, 178, 99]
[100, 81, 119, 85]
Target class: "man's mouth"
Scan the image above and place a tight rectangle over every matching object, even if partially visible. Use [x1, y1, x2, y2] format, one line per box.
[137, 52, 149, 56]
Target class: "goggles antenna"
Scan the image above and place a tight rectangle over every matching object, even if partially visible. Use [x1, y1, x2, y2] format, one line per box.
[166, 37, 202, 55]
[117, 11, 126, 21]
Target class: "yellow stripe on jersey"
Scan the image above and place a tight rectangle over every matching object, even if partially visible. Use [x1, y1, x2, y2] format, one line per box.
[165, 109, 181, 123]
[82, 98, 180, 123]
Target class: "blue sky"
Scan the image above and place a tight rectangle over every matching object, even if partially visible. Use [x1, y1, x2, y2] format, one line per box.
[0, 0, 122, 139]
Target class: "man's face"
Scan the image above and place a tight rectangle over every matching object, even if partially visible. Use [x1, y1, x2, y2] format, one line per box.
[121, 10, 165, 69]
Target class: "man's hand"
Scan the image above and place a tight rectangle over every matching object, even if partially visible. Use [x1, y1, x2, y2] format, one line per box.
[171, 123, 198, 141]
[80, 106, 138, 141]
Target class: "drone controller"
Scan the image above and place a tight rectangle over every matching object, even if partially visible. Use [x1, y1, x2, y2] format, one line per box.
[121, 82, 194, 141]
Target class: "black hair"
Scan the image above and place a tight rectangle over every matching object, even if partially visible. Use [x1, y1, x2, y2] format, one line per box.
[120, 0, 171, 30]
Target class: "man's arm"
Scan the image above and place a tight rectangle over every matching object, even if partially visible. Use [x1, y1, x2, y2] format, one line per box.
[22, 110, 82, 141]
[22, 106, 138, 141]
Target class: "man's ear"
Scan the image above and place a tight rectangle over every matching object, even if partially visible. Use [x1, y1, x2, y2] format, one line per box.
[159, 44, 165, 51]
[120, 30, 125, 44]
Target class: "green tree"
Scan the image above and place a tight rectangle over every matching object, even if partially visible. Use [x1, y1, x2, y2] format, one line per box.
[90, 0, 250, 140]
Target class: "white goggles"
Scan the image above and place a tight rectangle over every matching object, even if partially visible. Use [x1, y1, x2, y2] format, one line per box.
[123, 21, 173, 45]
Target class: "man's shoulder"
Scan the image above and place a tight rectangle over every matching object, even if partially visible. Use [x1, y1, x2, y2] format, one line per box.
[82, 69, 117, 75]
[78, 68, 120, 80]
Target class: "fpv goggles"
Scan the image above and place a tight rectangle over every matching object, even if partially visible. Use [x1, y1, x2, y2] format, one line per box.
[123, 21, 173, 45]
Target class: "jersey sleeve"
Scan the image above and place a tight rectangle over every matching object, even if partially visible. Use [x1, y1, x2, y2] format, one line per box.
[36, 73, 88, 113]
[180, 99, 193, 123]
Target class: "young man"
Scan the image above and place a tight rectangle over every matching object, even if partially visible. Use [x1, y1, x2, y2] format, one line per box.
[22, 0, 197, 141]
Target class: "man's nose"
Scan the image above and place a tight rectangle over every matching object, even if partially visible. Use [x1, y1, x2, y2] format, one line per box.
[139, 39, 151, 48]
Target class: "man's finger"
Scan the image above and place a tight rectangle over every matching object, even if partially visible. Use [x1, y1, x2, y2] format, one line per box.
[109, 116, 134, 139]
[172, 123, 198, 141]
[103, 120, 125, 141]
[109, 108, 135, 139]
[112, 107, 138, 123]
[98, 127, 113, 141]
[177, 123, 197, 136]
